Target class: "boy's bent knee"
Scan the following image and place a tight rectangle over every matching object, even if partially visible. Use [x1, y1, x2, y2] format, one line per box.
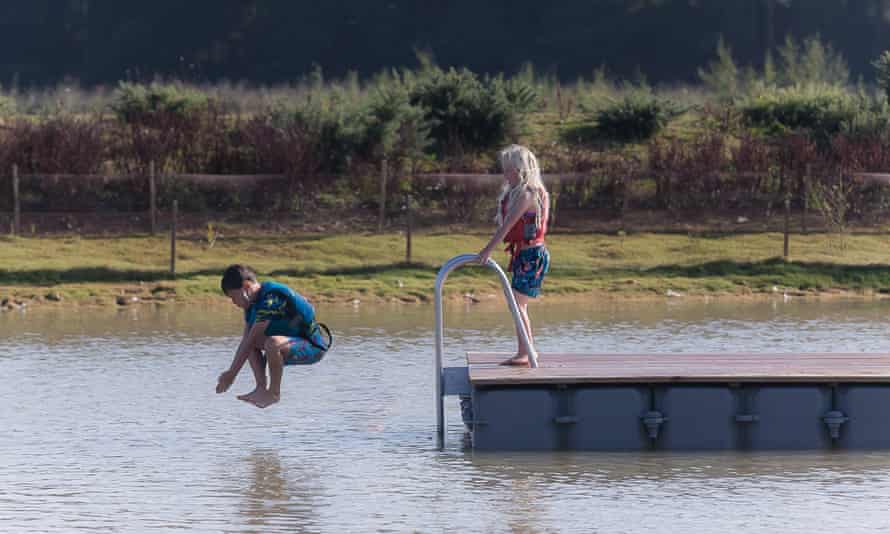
[263, 336, 290, 355]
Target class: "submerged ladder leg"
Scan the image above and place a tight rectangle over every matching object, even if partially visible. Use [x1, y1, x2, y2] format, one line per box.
[434, 253, 540, 448]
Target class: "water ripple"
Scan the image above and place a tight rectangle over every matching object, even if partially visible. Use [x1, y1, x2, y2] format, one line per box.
[2, 299, 890, 532]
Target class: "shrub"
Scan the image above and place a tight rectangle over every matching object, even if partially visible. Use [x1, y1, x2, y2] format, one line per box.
[873, 50, 890, 105]
[697, 36, 739, 101]
[695, 34, 849, 104]
[839, 93, 890, 140]
[109, 82, 223, 172]
[238, 91, 365, 211]
[110, 82, 210, 123]
[360, 77, 430, 168]
[589, 92, 684, 144]
[830, 133, 890, 172]
[593, 153, 643, 213]
[409, 66, 537, 156]
[0, 93, 15, 116]
[740, 84, 859, 142]
[0, 116, 107, 174]
[777, 34, 849, 87]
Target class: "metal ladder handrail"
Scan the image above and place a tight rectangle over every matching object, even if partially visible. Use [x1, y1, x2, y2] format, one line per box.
[435, 253, 539, 447]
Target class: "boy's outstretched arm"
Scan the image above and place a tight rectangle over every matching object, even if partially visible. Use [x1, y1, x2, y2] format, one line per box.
[216, 323, 264, 393]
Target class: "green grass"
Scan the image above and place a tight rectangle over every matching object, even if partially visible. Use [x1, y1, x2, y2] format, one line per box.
[3, 229, 890, 306]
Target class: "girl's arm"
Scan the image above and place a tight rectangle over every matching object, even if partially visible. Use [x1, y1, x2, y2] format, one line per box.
[478, 188, 535, 264]
[542, 189, 550, 228]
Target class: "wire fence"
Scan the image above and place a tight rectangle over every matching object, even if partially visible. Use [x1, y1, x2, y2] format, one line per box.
[4, 163, 890, 265]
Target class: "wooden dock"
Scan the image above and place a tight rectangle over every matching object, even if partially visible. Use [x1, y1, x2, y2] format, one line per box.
[467, 352, 890, 385]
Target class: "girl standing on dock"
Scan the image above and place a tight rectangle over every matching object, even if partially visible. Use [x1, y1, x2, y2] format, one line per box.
[478, 144, 551, 366]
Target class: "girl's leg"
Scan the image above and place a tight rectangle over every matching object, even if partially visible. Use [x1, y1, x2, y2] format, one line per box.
[237, 347, 268, 401]
[519, 295, 534, 354]
[503, 289, 534, 366]
[503, 246, 547, 366]
[515, 290, 533, 355]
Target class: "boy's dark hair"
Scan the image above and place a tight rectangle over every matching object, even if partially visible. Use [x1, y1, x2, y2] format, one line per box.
[221, 264, 257, 293]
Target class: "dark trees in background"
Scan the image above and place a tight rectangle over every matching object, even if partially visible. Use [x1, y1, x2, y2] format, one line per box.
[4, 1, 890, 87]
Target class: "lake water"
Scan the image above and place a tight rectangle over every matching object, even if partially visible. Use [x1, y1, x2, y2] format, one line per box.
[2, 298, 890, 533]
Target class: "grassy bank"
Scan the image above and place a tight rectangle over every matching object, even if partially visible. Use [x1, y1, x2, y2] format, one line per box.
[3, 227, 890, 309]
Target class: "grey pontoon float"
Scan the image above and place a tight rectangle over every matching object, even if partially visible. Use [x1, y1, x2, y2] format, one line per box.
[435, 254, 890, 451]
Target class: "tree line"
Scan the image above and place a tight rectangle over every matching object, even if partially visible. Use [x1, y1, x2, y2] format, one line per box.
[4, 1, 890, 86]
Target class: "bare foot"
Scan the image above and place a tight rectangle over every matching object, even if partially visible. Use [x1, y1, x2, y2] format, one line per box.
[499, 354, 530, 367]
[247, 389, 280, 408]
[237, 388, 264, 402]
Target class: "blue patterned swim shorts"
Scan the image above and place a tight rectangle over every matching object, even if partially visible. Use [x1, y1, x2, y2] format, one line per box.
[511, 245, 550, 298]
[283, 329, 330, 365]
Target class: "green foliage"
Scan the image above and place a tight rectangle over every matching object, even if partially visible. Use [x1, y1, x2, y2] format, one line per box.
[409, 65, 538, 156]
[588, 92, 684, 144]
[741, 84, 859, 141]
[498, 76, 539, 112]
[697, 34, 849, 104]
[361, 74, 431, 166]
[511, 62, 554, 112]
[110, 82, 211, 123]
[107, 82, 229, 173]
[873, 50, 890, 104]
[261, 91, 365, 175]
[0, 93, 15, 116]
[763, 51, 778, 87]
[10, 231, 890, 304]
[776, 34, 849, 87]
[840, 91, 890, 139]
[697, 36, 739, 101]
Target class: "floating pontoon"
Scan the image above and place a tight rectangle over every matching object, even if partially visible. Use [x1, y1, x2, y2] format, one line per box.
[435, 254, 890, 451]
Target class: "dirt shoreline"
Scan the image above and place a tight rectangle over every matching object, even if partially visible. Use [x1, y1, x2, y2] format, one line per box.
[2, 284, 887, 313]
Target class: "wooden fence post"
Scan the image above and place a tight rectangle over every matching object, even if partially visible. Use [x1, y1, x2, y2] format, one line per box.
[12, 164, 20, 236]
[549, 176, 560, 228]
[149, 161, 157, 236]
[783, 195, 791, 260]
[619, 173, 632, 233]
[405, 193, 413, 264]
[378, 158, 388, 232]
[170, 200, 177, 277]
[801, 164, 809, 235]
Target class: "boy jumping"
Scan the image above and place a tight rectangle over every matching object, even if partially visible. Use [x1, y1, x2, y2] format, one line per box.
[216, 264, 331, 408]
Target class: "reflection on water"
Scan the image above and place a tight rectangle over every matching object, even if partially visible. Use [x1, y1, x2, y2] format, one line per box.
[236, 449, 321, 534]
[2, 298, 890, 532]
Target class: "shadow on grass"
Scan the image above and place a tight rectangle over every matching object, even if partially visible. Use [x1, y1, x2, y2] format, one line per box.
[0, 267, 223, 285]
[558, 123, 639, 148]
[4, 258, 890, 290]
[559, 123, 602, 147]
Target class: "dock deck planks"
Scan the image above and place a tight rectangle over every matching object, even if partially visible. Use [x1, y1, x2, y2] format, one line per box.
[466, 352, 890, 385]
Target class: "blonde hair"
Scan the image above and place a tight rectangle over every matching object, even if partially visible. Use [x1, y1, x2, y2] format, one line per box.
[495, 144, 546, 228]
